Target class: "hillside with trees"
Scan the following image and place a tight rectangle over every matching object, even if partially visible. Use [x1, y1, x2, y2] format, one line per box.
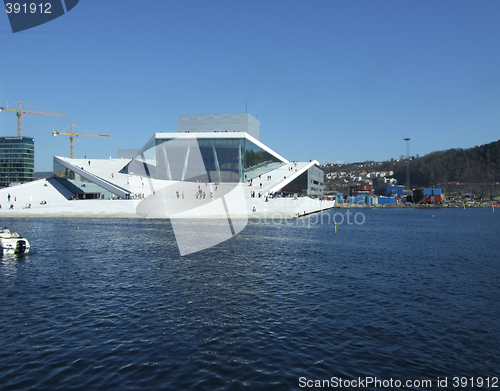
[381, 140, 500, 187]
[322, 140, 500, 196]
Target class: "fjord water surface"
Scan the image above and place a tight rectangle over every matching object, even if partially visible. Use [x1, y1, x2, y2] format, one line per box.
[1, 208, 499, 390]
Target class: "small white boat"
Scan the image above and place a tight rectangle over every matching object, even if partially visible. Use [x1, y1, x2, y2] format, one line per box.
[0, 230, 30, 255]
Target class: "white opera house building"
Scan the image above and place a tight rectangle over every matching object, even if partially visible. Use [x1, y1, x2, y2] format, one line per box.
[0, 113, 333, 220]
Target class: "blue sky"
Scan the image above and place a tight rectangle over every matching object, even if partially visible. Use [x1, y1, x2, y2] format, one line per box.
[1, 0, 499, 171]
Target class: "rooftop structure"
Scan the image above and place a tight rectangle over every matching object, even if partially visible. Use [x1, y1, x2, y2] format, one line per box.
[178, 113, 260, 141]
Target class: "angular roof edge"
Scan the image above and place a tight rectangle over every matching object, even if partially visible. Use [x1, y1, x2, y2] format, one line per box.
[268, 160, 320, 193]
[135, 132, 289, 164]
[54, 156, 130, 198]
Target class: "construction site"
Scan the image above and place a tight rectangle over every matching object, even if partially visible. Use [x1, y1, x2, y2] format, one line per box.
[0, 100, 109, 188]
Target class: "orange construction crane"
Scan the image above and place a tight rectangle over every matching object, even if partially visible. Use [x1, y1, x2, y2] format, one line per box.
[52, 124, 111, 159]
[0, 100, 68, 137]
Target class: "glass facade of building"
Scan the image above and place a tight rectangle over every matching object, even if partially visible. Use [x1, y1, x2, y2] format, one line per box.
[53, 161, 115, 199]
[0, 137, 34, 188]
[123, 136, 285, 183]
[282, 172, 308, 196]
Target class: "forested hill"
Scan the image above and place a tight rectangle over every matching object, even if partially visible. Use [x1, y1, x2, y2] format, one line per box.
[323, 140, 500, 188]
[385, 140, 500, 187]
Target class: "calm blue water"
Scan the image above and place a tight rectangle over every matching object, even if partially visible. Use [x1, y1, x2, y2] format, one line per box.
[1, 208, 499, 390]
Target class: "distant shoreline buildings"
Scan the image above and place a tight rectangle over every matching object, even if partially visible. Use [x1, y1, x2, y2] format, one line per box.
[0, 137, 34, 188]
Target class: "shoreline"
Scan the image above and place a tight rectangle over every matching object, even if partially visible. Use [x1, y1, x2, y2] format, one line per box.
[333, 201, 497, 209]
[0, 202, 494, 219]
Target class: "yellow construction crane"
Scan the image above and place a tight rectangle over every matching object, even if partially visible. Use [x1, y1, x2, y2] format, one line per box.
[52, 124, 111, 159]
[0, 100, 68, 137]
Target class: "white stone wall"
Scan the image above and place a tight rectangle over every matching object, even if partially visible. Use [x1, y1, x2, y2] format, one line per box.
[308, 165, 324, 196]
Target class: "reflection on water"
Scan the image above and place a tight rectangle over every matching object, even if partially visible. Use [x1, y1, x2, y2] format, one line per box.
[0, 209, 499, 390]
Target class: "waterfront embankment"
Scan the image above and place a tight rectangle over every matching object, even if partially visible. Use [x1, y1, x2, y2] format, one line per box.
[333, 200, 498, 209]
